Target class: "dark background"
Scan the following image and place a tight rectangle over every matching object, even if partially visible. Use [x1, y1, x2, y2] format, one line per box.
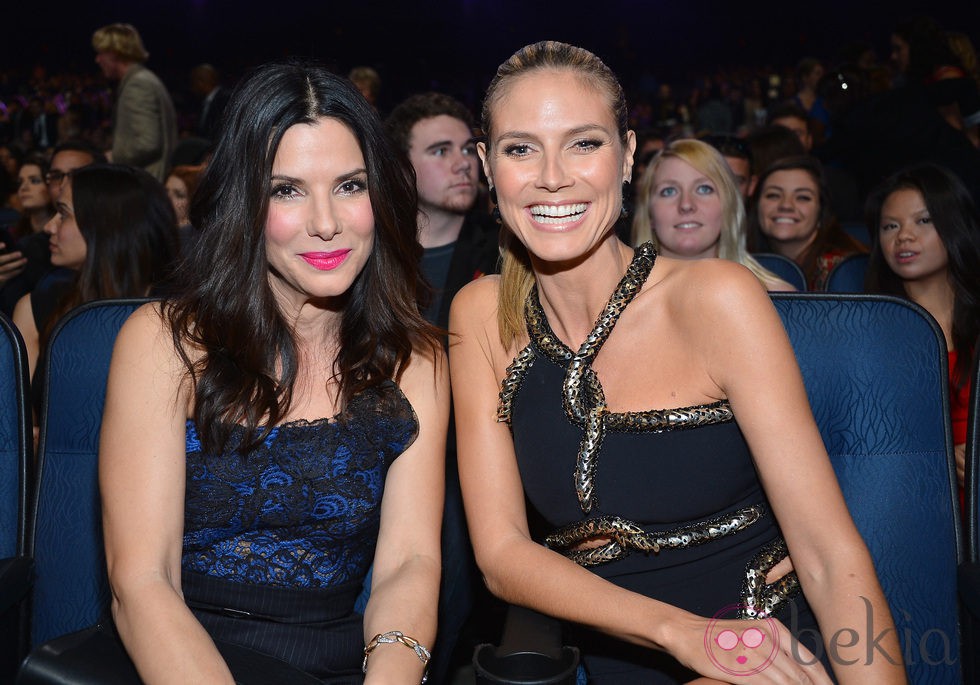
[7, 1, 980, 110]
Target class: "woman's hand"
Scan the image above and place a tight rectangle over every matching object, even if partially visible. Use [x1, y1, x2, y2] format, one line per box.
[670, 614, 833, 685]
[0, 247, 26, 285]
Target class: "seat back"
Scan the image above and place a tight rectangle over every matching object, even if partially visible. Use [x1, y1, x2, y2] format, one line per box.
[26, 299, 150, 647]
[752, 253, 807, 291]
[823, 253, 869, 293]
[771, 293, 961, 682]
[964, 337, 980, 563]
[0, 312, 31, 560]
[840, 220, 871, 248]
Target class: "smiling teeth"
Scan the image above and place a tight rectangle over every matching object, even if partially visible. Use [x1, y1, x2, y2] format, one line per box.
[530, 203, 588, 224]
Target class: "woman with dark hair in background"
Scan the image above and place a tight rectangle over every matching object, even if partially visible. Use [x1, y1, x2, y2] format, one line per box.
[165, 163, 205, 253]
[9, 152, 55, 240]
[0, 153, 53, 291]
[12, 163, 179, 378]
[865, 162, 980, 492]
[748, 155, 865, 289]
[100, 58, 445, 684]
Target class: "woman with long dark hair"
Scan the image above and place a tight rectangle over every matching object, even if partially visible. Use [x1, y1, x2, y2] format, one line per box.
[748, 155, 865, 290]
[865, 162, 980, 490]
[99, 58, 445, 684]
[12, 163, 179, 378]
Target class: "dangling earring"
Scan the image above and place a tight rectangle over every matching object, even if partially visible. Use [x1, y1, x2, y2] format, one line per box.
[620, 180, 630, 219]
[489, 186, 502, 224]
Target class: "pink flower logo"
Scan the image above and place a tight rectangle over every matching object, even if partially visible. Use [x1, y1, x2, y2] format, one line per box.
[703, 604, 780, 676]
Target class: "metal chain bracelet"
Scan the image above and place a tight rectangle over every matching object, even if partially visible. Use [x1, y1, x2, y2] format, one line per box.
[362, 630, 431, 683]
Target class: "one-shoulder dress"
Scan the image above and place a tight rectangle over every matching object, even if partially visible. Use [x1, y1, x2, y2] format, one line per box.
[180, 380, 418, 683]
[499, 244, 826, 683]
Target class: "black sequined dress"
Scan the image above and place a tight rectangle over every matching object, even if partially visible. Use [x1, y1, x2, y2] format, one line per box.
[499, 244, 826, 683]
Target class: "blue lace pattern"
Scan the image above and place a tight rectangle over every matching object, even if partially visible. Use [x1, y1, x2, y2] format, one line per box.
[181, 380, 418, 589]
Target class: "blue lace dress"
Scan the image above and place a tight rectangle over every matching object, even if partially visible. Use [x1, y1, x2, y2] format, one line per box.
[180, 380, 418, 682]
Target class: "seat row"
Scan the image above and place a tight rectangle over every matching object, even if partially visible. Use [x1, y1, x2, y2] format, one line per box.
[0, 294, 975, 684]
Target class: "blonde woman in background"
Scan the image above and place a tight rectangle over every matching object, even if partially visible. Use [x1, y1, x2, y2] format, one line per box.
[631, 138, 795, 291]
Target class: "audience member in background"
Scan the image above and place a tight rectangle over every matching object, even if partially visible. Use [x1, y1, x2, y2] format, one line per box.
[892, 16, 980, 148]
[0, 141, 104, 316]
[767, 101, 813, 152]
[92, 23, 177, 182]
[100, 58, 444, 684]
[747, 123, 806, 179]
[791, 58, 832, 141]
[165, 164, 204, 253]
[384, 90, 499, 683]
[0, 144, 24, 216]
[19, 96, 59, 152]
[633, 139, 794, 291]
[349, 65, 382, 110]
[12, 164, 179, 379]
[864, 162, 980, 491]
[0, 153, 53, 303]
[190, 64, 231, 143]
[699, 132, 755, 199]
[8, 153, 54, 241]
[748, 155, 865, 289]
[384, 92, 499, 328]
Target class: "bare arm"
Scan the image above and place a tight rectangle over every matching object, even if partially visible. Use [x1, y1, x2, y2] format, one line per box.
[697, 263, 906, 683]
[12, 293, 39, 379]
[361, 348, 448, 684]
[100, 304, 234, 684]
[449, 276, 834, 684]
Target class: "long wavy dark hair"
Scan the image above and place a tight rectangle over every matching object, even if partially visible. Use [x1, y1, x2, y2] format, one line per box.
[865, 162, 980, 388]
[166, 57, 438, 454]
[41, 164, 179, 349]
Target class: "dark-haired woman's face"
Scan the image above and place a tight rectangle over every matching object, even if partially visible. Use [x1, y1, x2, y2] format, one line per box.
[264, 117, 375, 314]
[878, 188, 948, 285]
[166, 175, 190, 226]
[757, 169, 820, 260]
[44, 182, 86, 270]
[17, 163, 51, 212]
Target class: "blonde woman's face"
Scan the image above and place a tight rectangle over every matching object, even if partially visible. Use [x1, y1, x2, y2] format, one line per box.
[480, 69, 635, 265]
[648, 156, 723, 260]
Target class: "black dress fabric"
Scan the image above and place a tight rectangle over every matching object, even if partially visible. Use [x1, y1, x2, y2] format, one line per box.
[506, 249, 827, 683]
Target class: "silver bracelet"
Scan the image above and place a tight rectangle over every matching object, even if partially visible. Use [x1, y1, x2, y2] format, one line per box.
[362, 630, 431, 683]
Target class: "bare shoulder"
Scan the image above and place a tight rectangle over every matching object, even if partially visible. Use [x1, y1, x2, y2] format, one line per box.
[656, 258, 771, 319]
[115, 301, 173, 353]
[450, 274, 500, 324]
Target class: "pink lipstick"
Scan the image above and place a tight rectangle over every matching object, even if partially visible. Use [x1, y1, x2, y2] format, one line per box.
[300, 249, 351, 271]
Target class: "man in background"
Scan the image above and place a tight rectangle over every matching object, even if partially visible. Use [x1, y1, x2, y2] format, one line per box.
[385, 92, 499, 683]
[92, 23, 176, 182]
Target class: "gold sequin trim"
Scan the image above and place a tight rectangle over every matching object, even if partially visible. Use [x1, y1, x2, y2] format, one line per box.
[497, 344, 536, 424]
[739, 538, 801, 619]
[546, 504, 765, 566]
